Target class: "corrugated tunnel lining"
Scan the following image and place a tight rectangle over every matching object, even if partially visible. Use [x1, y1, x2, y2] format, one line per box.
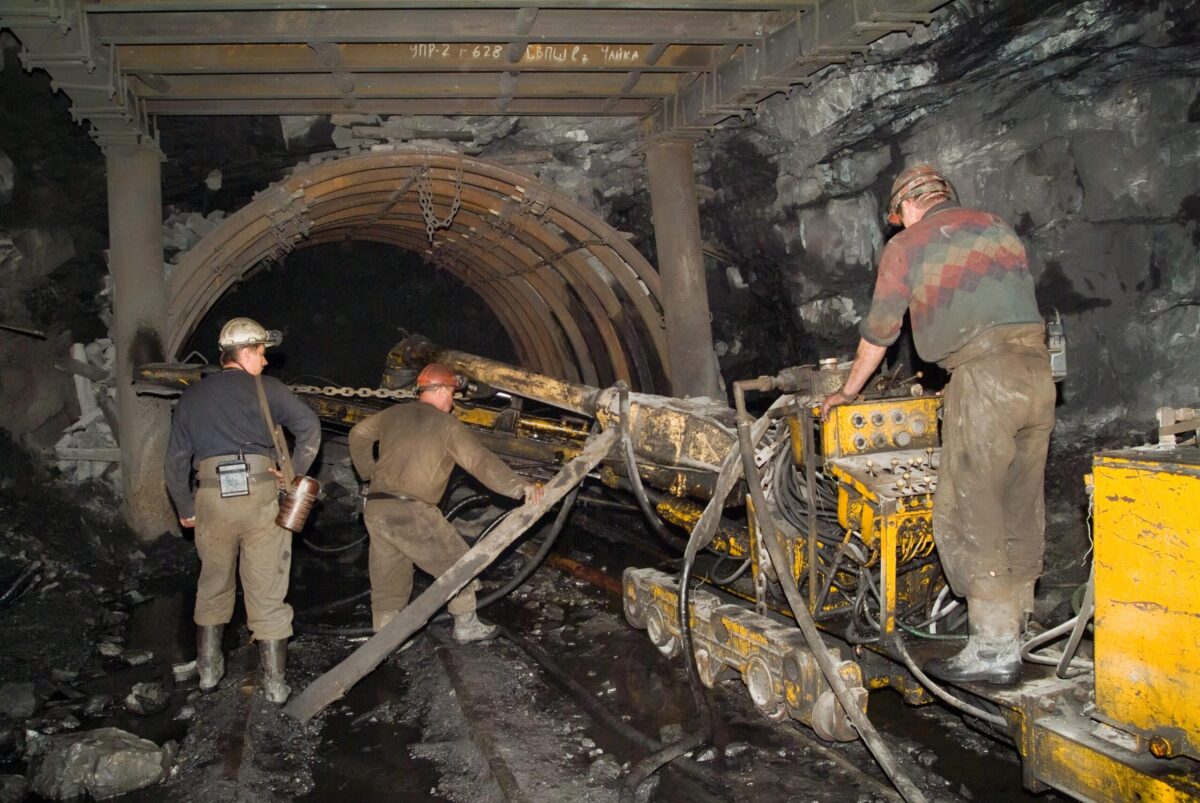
[166, 151, 669, 392]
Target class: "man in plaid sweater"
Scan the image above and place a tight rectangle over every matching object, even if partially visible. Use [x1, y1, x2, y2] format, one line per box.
[822, 165, 1055, 686]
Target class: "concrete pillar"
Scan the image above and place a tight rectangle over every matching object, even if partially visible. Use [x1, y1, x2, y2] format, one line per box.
[644, 138, 722, 399]
[106, 143, 175, 540]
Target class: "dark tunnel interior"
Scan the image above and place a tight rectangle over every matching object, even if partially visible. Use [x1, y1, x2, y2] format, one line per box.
[1, 1, 1198, 801]
[185, 242, 516, 386]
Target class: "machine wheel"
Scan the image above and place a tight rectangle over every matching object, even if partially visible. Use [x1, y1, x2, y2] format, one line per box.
[743, 656, 787, 721]
[623, 584, 646, 629]
[645, 607, 680, 658]
[812, 688, 862, 742]
[694, 647, 730, 689]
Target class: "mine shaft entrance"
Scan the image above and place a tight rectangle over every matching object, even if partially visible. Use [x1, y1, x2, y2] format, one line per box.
[166, 150, 670, 394]
[183, 241, 517, 388]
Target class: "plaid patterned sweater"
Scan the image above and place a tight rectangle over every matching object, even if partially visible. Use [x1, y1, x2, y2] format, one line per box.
[859, 202, 1042, 365]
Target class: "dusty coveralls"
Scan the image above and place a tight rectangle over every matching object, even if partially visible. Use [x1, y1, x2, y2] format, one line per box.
[859, 202, 1056, 633]
[165, 369, 321, 641]
[349, 401, 528, 631]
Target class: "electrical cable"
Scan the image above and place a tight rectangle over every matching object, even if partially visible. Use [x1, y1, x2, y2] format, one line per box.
[1020, 615, 1095, 671]
[294, 483, 580, 636]
[618, 382, 753, 803]
[731, 380, 927, 803]
[707, 553, 752, 585]
[890, 635, 1008, 729]
[616, 391, 687, 554]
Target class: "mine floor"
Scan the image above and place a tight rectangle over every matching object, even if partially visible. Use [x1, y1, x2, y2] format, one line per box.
[0, 474, 1066, 802]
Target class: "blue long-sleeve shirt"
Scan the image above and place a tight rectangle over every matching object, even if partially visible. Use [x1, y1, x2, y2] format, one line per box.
[164, 369, 320, 519]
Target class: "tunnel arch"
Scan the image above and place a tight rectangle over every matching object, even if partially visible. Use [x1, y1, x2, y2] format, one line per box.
[166, 150, 668, 391]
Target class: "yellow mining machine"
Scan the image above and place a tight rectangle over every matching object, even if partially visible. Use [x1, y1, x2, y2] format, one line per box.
[140, 342, 1200, 801]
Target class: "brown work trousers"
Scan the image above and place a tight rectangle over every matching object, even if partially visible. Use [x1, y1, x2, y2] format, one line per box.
[933, 331, 1056, 621]
[364, 498, 477, 631]
[193, 454, 293, 641]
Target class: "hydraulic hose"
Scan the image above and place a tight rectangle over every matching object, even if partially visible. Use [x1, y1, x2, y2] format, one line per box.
[294, 486, 580, 636]
[732, 378, 927, 803]
[890, 637, 1008, 729]
[615, 385, 685, 553]
[619, 391, 782, 802]
[617, 382, 714, 803]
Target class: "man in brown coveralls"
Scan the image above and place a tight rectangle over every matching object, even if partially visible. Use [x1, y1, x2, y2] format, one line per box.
[165, 317, 321, 703]
[349, 363, 543, 642]
[822, 165, 1055, 685]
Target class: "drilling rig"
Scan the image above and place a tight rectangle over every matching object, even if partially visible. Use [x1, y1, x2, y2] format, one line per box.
[141, 337, 1200, 802]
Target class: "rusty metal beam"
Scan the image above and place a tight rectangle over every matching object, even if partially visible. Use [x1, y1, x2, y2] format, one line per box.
[143, 97, 655, 115]
[116, 42, 721, 73]
[1, 3, 153, 146]
[88, 0, 815, 10]
[89, 9, 778, 46]
[134, 71, 678, 100]
[642, 0, 950, 141]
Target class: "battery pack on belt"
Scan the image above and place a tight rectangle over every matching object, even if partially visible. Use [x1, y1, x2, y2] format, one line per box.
[199, 472, 275, 491]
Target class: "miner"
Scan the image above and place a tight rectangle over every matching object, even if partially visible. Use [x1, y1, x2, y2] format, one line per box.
[165, 317, 321, 703]
[349, 362, 543, 642]
[821, 165, 1055, 685]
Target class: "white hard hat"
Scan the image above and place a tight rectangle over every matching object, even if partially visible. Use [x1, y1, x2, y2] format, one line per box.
[217, 317, 283, 350]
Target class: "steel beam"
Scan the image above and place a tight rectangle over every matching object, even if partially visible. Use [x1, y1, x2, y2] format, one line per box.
[644, 138, 722, 400]
[88, 0, 816, 11]
[105, 143, 176, 540]
[89, 9, 775, 46]
[116, 42, 722, 73]
[143, 97, 655, 115]
[1, 2, 153, 146]
[133, 71, 678, 99]
[641, 0, 951, 142]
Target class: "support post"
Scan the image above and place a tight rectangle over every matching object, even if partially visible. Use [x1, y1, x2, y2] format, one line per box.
[106, 143, 175, 540]
[644, 138, 722, 400]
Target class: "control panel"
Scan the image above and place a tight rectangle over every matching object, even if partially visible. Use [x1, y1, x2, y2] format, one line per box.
[820, 396, 940, 460]
[830, 447, 939, 500]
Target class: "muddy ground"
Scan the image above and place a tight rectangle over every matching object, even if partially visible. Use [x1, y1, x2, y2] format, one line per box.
[0, 445, 1066, 803]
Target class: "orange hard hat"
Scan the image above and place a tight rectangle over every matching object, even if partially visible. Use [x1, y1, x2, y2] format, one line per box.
[416, 363, 464, 393]
[885, 164, 956, 226]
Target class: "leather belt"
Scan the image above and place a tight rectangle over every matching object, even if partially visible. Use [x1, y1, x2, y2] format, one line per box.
[198, 473, 275, 489]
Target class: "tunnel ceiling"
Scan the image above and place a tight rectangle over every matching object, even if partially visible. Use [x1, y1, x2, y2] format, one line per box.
[2, 0, 952, 147]
[168, 150, 670, 390]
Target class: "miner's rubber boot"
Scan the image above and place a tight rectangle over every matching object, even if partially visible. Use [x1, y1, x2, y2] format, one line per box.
[923, 595, 1022, 686]
[258, 639, 291, 704]
[196, 624, 225, 692]
[452, 611, 498, 644]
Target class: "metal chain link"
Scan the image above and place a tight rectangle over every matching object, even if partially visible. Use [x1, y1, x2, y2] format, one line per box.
[416, 161, 464, 243]
[289, 384, 416, 401]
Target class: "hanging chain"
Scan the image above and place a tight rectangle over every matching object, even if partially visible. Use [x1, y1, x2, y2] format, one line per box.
[288, 384, 416, 401]
[416, 161, 464, 244]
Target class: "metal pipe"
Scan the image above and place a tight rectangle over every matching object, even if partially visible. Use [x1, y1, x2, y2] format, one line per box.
[732, 378, 927, 803]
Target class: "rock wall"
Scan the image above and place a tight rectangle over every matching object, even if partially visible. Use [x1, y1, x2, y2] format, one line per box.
[693, 0, 1199, 443]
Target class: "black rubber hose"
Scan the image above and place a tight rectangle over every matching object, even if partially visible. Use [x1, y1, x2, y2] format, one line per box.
[295, 486, 580, 636]
[301, 533, 367, 554]
[732, 381, 926, 803]
[615, 387, 686, 554]
[616, 384, 715, 803]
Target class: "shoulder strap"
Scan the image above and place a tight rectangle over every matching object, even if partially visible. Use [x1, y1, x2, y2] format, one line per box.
[254, 374, 297, 487]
